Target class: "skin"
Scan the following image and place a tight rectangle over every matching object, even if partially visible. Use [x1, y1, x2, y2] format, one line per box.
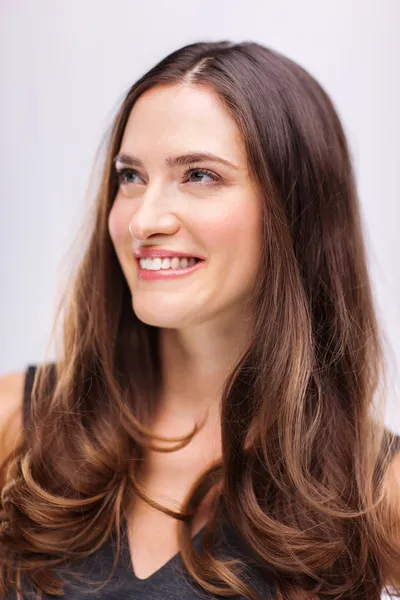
[108, 83, 263, 437]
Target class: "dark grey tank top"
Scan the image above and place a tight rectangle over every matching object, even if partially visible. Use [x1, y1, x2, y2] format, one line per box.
[14, 365, 276, 600]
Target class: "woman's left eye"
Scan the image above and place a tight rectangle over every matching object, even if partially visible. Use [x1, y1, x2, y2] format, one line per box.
[182, 167, 220, 185]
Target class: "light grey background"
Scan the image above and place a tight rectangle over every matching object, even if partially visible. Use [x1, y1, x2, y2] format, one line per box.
[1, 1, 399, 437]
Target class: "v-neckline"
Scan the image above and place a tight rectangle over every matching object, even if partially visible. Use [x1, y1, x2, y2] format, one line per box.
[120, 522, 206, 582]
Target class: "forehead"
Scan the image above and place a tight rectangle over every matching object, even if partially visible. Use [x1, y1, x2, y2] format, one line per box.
[119, 83, 246, 164]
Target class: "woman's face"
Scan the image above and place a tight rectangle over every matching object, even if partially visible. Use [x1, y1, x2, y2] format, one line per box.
[108, 83, 263, 329]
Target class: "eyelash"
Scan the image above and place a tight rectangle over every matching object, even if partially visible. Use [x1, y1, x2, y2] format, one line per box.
[115, 166, 221, 187]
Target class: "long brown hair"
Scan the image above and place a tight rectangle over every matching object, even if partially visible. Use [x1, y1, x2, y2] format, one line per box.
[1, 40, 400, 600]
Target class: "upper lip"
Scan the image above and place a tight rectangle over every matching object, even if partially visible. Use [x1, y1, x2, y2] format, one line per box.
[134, 248, 205, 260]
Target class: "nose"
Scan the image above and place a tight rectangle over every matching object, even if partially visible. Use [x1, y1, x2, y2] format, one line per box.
[128, 188, 180, 241]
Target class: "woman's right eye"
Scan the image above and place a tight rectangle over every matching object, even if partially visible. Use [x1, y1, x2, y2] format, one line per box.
[116, 168, 142, 186]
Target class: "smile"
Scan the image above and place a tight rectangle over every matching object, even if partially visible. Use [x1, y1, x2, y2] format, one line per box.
[140, 257, 198, 270]
[136, 257, 204, 280]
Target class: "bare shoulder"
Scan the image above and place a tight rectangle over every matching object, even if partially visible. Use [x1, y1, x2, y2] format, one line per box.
[0, 372, 25, 464]
[383, 444, 400, 518]
[387, 449, 400, 490]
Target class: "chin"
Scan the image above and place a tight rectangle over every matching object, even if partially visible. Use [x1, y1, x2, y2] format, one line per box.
[131, 298, 193, 329]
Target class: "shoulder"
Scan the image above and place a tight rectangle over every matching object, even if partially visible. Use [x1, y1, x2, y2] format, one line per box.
[390, 450, 400, 483]
[382, 430, 400, 522]
[385, 445, 400, 501]
[0, 371, 26, 466]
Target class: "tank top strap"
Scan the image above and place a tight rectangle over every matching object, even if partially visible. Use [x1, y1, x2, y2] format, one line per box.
[22, 363, 57, 433]
[23, 364, 37, 432]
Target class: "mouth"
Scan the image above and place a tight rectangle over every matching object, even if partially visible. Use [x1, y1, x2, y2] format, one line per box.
[135, 256, 205, 280]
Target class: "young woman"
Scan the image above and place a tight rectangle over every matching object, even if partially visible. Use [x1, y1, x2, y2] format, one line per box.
[0, 40, 399, 600]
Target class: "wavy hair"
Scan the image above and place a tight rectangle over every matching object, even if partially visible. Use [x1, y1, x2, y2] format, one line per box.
[1, 40, 400, 600]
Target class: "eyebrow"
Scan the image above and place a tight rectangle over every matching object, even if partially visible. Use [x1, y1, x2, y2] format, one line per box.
[113, 151, 239, 171]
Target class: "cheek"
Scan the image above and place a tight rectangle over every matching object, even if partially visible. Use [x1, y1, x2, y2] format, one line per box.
[108, 199, 130, 247]
[195, 200, 262, 261]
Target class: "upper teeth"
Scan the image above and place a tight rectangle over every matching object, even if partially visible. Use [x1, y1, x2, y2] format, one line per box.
[139, 257, 197, 270]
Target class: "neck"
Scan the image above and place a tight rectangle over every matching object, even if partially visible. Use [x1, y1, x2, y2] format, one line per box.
[157, 315, 253, 423]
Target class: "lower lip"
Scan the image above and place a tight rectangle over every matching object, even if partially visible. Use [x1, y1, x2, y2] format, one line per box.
[137, 259, 205, 280]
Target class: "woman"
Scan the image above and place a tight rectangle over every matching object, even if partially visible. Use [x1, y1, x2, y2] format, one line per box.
[0, 40, 399, 600]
